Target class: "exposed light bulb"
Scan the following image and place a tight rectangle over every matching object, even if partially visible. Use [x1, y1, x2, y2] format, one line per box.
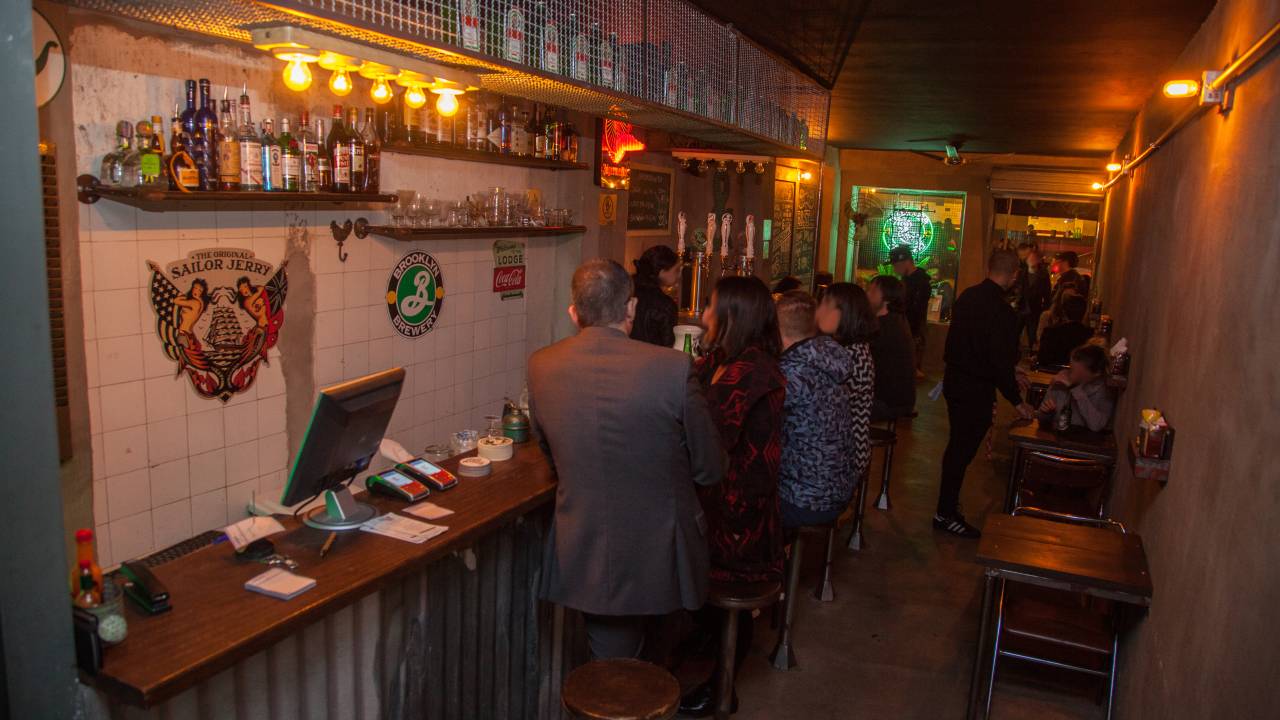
[328, 68, 353, 96]
[404, 85, 427, 109]
[800, 170, 813, 181]
[283, 58, 313, 92]
[716, 160, 727, 173]
[1105, 162, 1122, 173]
[1091, 182, 1105, 190]
[754, 162, 765, 174]
[1162, 79, 1199, 98]
[736, 162, 746, 174]
[370, 77, 393, 104]
[435, 91, 459, 117]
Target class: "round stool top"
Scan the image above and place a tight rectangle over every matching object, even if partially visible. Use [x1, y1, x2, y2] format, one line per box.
[870, 427, 897, 446]
[708, 579, 783, 610]
[562, 658, 680, 720]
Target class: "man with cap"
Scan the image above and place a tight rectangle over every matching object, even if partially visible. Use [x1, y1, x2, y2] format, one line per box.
[890, 245, 932, 378]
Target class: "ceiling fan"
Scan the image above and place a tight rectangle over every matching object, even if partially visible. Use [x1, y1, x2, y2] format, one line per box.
[906, 134, 1016, 167]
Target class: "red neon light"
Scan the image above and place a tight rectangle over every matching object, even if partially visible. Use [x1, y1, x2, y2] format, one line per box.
[602, 119, 645, 164]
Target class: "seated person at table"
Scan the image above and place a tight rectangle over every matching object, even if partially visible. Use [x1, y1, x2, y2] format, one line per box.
[528, 259, 724, 660]
[775, 290, 859, 528]
[1037, 344, 1115, 432]
[866, 275, 916, 420]
[1036, 294, 1093, 367]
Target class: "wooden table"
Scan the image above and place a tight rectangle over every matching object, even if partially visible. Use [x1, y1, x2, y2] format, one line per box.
[83, 443, 557, 711]
[1006, 421, 1117, 512]
[965, 514, 1152, 719]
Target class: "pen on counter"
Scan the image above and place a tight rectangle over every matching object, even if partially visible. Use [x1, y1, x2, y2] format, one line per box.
[320, 532, 337, 558]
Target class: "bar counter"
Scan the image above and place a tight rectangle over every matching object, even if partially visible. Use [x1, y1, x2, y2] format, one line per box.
[80, 444, 577, 719]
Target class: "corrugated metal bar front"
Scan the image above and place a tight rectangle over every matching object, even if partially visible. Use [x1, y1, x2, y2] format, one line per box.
[80, 514, 588, 720]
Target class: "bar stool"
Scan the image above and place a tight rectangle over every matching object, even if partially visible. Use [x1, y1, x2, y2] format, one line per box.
[561, 658, 680, 720]
[847, 466, 871, 551]
[872, 420, 899, 511]
[708, 579, 782, 720]
[768, 523, 837, 671]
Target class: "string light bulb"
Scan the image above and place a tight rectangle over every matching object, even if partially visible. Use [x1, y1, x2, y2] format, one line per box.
[370, 77, 393, 104]
[275, 51, 318, 92]
[328, 67, 353, 95]
[435, 91, 459, 117]
[404, 85, 427, 109]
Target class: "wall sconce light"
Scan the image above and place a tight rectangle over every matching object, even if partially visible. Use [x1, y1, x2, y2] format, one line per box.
[1162, 79, 1199, 98]
[1091, 182, 1105, 191]
[318, 52, 360, 96]
[736, 162, 746, 174]
[1105, 162, 1122, 173]
[275, 50, 318, 92]
[754, 162, 766, 174]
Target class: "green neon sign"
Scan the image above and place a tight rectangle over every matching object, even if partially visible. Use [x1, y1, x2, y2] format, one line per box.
[881, 207, 934, 257]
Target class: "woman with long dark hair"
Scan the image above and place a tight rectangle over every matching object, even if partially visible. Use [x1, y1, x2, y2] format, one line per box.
[680, 275, 785, 716]
[814, 282, 877, 482]
[630, 245, 681, 347]
[867, 275, 916, 420]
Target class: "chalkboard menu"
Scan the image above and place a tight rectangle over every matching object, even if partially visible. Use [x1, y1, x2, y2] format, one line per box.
[626, 165, 674, 235]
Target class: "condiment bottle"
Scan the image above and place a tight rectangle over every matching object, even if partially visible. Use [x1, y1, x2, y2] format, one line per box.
[70, 528, 103, 603]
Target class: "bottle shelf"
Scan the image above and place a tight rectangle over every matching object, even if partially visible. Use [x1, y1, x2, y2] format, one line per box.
[380, 142, 588, 171]
[351, 219, 587, 241]
[77, 174, 398, 212]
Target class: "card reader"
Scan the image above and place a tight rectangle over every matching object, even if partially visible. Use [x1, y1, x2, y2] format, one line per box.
[398, 458, 459, 491]
[367, 468, 431, 502]
[119, 561, 171, 615]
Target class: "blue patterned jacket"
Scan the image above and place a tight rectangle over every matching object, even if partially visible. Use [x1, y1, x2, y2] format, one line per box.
[778, 336, 874, 512]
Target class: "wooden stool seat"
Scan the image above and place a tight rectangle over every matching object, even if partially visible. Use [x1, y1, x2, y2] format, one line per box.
[707, 580, 782, 610]
[561, 658, 680, 720]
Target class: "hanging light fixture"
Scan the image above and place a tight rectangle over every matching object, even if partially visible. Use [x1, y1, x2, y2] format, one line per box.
[318, 52, 360, 97]
[396, 70, 429, 109]
[736, 161, 746, 174]
[429, 78, 467, 118]
[275, 50, 318, 92]
[359, 62, 398, 104]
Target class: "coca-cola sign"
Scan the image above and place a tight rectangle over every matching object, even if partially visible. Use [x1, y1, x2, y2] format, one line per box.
[493, 266, 526, 293]
[492, 239, 526, 300]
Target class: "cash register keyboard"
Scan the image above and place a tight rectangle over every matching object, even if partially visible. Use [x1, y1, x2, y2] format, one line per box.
[134, 529, 226, 568]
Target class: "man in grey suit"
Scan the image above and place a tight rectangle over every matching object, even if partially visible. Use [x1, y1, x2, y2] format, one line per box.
[528, 259, 724, 659]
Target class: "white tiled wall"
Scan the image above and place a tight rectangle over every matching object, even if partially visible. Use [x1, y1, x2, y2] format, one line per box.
[70, 23, 574, 567]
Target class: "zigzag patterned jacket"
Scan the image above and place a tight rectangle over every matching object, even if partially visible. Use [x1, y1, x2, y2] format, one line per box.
[778, 336, 874, 512]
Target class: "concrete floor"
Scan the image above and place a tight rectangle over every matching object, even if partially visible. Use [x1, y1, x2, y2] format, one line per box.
[719, 333, 1108, 720]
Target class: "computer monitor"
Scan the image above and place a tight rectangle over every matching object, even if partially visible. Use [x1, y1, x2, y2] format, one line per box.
[282, 367, 406, 530]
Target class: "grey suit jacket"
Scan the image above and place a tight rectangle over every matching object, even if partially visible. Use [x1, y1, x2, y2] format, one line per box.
[528, 325, 724, 616]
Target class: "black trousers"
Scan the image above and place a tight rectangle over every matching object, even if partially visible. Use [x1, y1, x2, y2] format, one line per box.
[583, 613, 646, 660]
[938, 383, 995, 516]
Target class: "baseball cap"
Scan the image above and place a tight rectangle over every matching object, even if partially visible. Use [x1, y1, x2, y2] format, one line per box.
[888, 245, 914, 264]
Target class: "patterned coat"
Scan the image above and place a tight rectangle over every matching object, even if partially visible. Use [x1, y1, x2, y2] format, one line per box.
[778, 335, 860, 512]
[694, 346, 786, 584]
[843, 341, 876, 483]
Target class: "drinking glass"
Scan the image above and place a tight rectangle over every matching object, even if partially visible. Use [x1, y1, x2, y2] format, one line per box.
[392, 190, 416, 227]
[484, 415, 503, 440]
[450, 429, 479, 455]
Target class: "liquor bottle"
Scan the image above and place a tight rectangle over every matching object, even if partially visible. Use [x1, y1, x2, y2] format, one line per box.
[100, 120, 130, 186]
[527, 1, 545, 69]
[260, 119, 279, 192]
[601, 32, 617, 90]
[236, 89, 262, 191]
[532, 105, 546, 158]
[346, 107, 366, 192]
[278, 117, 301, 192]
[422, 102, 437, 144]
[497, 102, 512, 154]
[526, 106, 541, 158]
[466, 97, 480, 150]
[299, 111, 319, 192]
[193, 79, 219, 190]
[169, 108, 199, 191]
[546, 109, 561, 160]
[69, 529, 103, 603]
[569, 14, 589, 82]
[433, 103, 449, 146]
[123, 120, 157, 187]
[315, 117, 332, 191]
[486, 103, 500, 152]
[179, 79, 197, 142]
[361, 108, 381, 192]
[503, 3, 525, 64]
[564, 120, 578, 163]
[588, 22, 602, 86]
[328, 106, 350, 192]
[458, 0, 482, 52]
[541, 3, 560, 75]
[217, 98, 241, 190]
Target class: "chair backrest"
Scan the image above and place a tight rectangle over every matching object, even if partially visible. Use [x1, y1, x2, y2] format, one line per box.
[1016, 451, 1112, 517]
[1012, 506, 1126, 534]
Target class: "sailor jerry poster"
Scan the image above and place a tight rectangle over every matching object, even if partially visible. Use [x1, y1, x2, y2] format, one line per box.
[492, 239, 526, 301]
[147, 248, 287, 402]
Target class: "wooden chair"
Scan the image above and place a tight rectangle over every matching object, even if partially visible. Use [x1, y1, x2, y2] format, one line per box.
[872, 420, 899, 511]
[561, 658, 680, 720]
[768, 523, 837, 671]
[1013, 451, 1112, 518]
[983, 507, 1128, 719]
[708, 579, 782, 720]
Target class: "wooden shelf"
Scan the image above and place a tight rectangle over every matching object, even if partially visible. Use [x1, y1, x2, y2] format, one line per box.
[355, 222, 587, 241]
[381, 142, 588, 171]
[77, 175, 397, 211]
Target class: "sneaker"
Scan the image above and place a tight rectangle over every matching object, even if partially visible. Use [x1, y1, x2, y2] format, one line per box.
[933, 512, 982, 538]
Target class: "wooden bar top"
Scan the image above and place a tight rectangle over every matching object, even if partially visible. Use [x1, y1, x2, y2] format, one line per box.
[977, 514, 1152, 605]
[84, 444, 556, 708]
[1008, 420, 1118, 458]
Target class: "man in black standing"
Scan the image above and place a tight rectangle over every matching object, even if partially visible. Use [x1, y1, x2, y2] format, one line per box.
[934, 249, 1034, 538]
[890, 245, 932, 380]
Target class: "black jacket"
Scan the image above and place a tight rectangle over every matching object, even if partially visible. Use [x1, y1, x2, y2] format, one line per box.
[903, 267, 932, 338]
[943, 279, 1022, 405]
[630, 281, 678, 348]
[1037, 321, 1094, 367]
[870, 311, 916, 418]
[1018, 267, 1051, 319]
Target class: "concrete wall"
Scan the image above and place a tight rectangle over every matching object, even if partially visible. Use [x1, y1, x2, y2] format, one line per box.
[65, 13, 593, 566]
[1095, 0, 1280, 716]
